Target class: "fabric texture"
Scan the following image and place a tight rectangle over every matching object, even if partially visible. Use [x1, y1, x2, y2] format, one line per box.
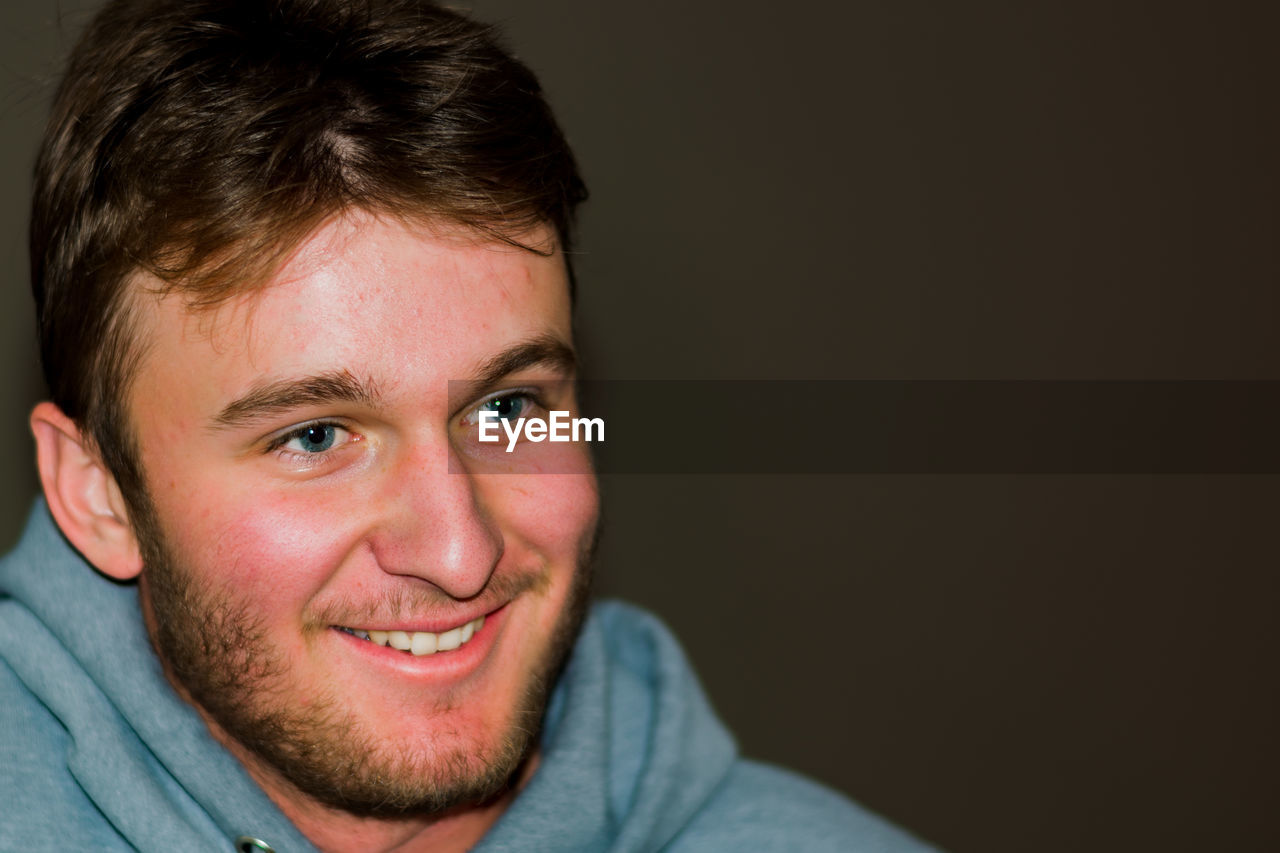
[0, 501, 936, 852]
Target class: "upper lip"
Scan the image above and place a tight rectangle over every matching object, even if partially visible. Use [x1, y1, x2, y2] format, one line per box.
[334, 605, 498, 635]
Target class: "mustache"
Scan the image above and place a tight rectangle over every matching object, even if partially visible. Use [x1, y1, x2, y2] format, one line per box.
[304, 568, 548, 630]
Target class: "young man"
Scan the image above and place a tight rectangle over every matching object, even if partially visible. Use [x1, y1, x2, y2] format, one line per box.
[0, 1, 934, 850]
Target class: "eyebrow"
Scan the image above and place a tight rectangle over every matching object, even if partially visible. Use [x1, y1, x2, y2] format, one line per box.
[210, 370, 382, 431]
[450, 334, 578, 408]
[473, 334, 578, 388]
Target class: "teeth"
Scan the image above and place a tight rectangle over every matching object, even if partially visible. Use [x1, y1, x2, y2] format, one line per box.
[410, 632, 437, 656]
[437, 627, 462, 651]
[347, 616, 485, 656]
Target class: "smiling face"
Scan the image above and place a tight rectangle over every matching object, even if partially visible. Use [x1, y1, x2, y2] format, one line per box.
[123, 212, 599, 820]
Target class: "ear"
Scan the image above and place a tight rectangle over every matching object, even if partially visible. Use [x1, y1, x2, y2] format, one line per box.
[30, 401, 143, 581]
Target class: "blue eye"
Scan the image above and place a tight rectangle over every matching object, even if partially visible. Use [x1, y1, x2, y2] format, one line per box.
[286, 423, 338, 453]
[481, 395, 526, 421]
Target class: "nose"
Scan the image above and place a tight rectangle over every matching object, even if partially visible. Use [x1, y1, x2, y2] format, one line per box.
[367, 441, 503, 600]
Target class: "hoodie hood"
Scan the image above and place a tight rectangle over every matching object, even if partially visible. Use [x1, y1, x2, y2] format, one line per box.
[0, 501, 319, 851]
[475, 600, 737, 853]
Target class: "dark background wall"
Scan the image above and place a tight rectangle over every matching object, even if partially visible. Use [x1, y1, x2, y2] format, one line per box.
[2, 2, 1277, 851]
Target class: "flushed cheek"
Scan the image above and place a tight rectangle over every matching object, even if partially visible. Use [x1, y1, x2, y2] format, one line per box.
[489, 470, 596, 529]
[484, 476, 599, 600]
[161, 490, 365, 612]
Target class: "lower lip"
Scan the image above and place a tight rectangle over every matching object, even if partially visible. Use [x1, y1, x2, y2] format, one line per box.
[330, 604, 507, 681]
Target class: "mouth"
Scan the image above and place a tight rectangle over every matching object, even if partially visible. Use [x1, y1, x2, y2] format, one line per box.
[335, 615, 486, 657]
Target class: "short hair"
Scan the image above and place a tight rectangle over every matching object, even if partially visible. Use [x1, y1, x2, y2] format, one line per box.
[30, 0, 587, 508]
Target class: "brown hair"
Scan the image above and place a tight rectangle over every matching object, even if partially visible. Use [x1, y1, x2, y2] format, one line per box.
[30, 0, 587, 507]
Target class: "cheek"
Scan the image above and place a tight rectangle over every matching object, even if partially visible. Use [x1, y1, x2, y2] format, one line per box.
[483, 473, 600, 560]
[154, 484, 361, 610]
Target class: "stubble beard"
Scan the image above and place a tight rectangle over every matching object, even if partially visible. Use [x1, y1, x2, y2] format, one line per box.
[132, 497, 596, 818]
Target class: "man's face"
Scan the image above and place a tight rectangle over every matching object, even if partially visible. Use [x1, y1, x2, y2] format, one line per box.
[124, 213, 599, 814]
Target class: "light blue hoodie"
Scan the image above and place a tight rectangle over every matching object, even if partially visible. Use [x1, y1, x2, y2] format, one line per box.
[0, 502, 936, 852]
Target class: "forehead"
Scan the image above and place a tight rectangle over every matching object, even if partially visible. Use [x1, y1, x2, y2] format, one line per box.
[127, 213, 573, 416]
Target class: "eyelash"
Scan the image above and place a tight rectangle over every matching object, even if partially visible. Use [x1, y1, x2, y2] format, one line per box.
[466, 389, 547, 423]
[265, 420, 352, 459]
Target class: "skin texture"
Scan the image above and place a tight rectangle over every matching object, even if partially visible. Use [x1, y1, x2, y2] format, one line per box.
[118, 213, 600, 852]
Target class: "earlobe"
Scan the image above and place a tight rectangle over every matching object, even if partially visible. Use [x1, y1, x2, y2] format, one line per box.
[30, 401, 143, 581]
